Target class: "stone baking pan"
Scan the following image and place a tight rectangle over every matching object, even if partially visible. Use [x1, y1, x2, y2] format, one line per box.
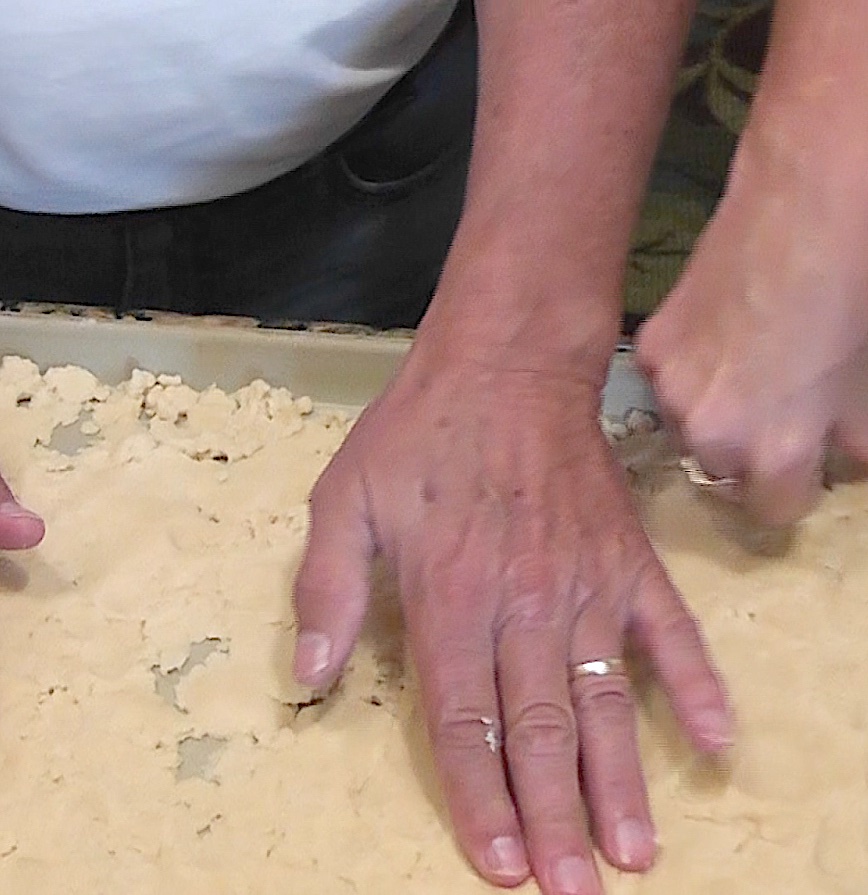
[2, 313, 863, 895]
[0, 305, 654, 418]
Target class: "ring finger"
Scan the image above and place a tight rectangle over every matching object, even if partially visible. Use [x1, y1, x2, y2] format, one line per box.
[569, 602, 655, 873]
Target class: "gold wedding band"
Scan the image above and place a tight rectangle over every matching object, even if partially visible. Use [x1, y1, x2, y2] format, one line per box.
[569, 658, 627, 679]
[679, 456, 739, 489]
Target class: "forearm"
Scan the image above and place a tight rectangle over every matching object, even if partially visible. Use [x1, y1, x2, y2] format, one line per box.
[746, 1, 868, 184]
[422, 0, 697, 373]
[755, 0, 868, 122]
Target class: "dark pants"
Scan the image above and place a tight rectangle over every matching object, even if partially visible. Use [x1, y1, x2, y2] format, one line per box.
[0, 2, 477, 329]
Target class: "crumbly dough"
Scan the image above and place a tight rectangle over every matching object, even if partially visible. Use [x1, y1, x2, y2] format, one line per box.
[0, 356, 864, 894]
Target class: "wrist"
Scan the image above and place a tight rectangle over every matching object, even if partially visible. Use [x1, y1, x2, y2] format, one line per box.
[415, 246, 621, 389]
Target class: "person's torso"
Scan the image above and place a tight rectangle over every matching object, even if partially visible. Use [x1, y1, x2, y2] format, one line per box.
[0, 0, 457, 213]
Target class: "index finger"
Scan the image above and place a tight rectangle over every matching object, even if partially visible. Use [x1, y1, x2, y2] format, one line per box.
[407, 580, 531, 889]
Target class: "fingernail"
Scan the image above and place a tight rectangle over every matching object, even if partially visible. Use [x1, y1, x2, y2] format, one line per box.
[0, 501, 40, 520]
[553, 856, 596, 895]
[487, 836, 528, 879]
[615, 818, 653, 867]
[695, 708, 734, 750]
[294, 631, 332, 680]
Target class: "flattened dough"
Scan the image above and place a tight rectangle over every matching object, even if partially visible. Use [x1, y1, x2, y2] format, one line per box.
[0, 356, 864, 894]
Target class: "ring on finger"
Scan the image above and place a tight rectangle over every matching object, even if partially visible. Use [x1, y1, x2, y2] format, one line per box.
[569, 657, 627, 680]
[679, 456, 739, 490]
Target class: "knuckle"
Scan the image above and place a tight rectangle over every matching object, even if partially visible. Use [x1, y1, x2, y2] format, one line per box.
[497, 600, 556, 635]
[433, 571, 477, 610]
[505, 553, 557, 600]
[584, 764, 642, 810]
[640, 341, 696, 414]
[573, 678, 634, 723]
[683, 403, 741, 456]
[506, 701, 576, 759]
[293, 551, 329, 594]
[417, 564, 482, 620]
[750, 431, 817, 482]
[429, 707, 492, 756]
[655, 602, 702, 646]
[497, 556, 564, 631]
[293, 571, 343, 612]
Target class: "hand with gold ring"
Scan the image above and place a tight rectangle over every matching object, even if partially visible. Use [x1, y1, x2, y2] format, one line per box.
[293, 332, 734, 895]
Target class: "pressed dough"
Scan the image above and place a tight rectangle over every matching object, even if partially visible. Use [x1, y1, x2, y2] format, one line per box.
[0, 356, 864, 894]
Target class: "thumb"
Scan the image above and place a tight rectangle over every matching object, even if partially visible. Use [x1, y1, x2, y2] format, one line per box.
[0, 474, 45, 550]
[292, 453, 375, 689]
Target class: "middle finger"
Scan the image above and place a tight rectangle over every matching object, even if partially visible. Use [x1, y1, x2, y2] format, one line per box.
[496, 592, 603, 895]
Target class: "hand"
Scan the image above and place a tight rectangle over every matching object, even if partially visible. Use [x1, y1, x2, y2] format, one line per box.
[0, 471, 44, 549]
[637, 116, 868, 527]
[292, 333, 732, 895]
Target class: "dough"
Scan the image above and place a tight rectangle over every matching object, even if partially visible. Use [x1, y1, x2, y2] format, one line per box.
[0, 356, 864, 894]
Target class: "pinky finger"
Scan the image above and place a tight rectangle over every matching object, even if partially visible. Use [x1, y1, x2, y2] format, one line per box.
[629, 559, 733, 754]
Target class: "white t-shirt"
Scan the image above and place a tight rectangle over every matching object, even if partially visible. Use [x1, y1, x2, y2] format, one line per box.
[0, 0, 457, 213]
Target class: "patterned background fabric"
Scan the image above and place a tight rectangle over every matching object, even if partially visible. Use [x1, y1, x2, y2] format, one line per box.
[627, 0, 771, 315]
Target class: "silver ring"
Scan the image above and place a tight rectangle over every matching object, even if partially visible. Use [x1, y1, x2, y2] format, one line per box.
[569, 657, 627, 679]
[480, 716, 503, 753]
[679, 456, 739, 489]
